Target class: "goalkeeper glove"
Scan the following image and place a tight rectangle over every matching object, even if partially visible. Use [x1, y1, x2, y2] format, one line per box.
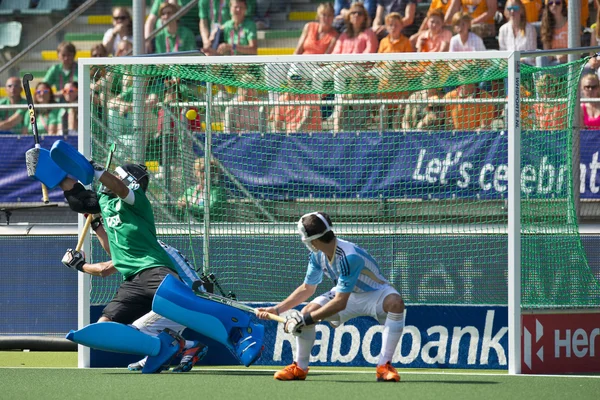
[283, 310, 315, 336]
[62, 248, 86, 272]
[64, 183, 100, 214]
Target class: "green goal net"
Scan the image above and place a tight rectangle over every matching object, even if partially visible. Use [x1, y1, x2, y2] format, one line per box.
[84, 54, 600, 309]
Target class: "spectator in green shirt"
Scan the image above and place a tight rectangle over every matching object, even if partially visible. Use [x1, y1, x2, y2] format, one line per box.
[204, 0, 257, 55]
[199, 0, 256, 52]
[177, 157, 228, 221]
[145, 0, 201, 53]
[57, 81, 78, 136]
[154, 3, 198, 54]
[43, 42, 78, 99]
[0, 76, 27, 134]
[24, 82, 59, 136]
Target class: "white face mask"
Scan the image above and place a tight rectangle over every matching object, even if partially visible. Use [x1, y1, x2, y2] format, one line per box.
[297, 212, 332, 253]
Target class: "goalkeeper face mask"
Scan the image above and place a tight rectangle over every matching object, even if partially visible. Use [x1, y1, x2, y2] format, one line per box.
[116, 164, 149, 192]
[297, 212, 332, 253]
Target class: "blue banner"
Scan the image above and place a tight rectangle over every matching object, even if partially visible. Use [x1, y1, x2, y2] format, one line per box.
[89, 304, 509, 369]
[3, 131, 600, 201]
[0, 135, 77, 203]
[204, 130, 597, 200]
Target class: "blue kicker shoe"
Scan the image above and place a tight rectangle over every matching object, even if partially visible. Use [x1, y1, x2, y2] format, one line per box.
[172, 342, 208, 373]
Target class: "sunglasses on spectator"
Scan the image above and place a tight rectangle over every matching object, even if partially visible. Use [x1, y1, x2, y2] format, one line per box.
[63, 88, 78, 93]
[36, 89, 50, 94]
[547, 0, 561, 5]
[507, 5, 520, 11]
[584, 85, 599, 90]
[113, 15, 128, 20]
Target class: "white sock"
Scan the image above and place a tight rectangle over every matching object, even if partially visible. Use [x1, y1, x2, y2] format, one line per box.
[295, 326, 316, 371]
[377, 312, 404, 366]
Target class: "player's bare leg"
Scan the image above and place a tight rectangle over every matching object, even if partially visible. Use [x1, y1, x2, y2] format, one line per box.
[376, 293, 405, 382]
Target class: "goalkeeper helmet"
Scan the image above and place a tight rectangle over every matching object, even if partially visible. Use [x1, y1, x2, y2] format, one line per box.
[297, 212, 332, 253]
[115, 164, 149, 192]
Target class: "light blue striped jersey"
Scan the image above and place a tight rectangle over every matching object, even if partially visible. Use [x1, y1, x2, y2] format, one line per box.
[157, 240, 200, 288]
[303, 238, 389, 293]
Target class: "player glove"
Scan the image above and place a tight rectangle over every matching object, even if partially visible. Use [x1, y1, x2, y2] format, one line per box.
[64, 182, 100, 214]
[283, 310, 315, 336]
[62, 248, 86, 272]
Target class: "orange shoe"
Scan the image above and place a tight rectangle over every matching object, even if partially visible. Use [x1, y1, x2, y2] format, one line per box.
[274, 362, 309, 381]
[376, 362, 400, 382]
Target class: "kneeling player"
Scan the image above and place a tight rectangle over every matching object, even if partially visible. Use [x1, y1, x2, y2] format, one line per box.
[257, 212, 405, 382]
[29, 141, 264, 372]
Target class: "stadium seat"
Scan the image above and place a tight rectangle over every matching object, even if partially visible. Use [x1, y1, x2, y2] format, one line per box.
[0, 21, 23, 63]
[21, 0, 69, 15]
[0, 0, 30, 16]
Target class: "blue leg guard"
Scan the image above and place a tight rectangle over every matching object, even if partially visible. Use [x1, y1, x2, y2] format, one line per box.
[50, 140, 94, 185]
[25, 147, 67, 189]
[230, 321, 265, 367]
[153, 275, 264, 366]
[66, 322, 183, 373]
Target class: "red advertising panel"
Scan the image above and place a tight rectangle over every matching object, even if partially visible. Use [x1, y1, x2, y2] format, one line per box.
[522, 312, 600, 374]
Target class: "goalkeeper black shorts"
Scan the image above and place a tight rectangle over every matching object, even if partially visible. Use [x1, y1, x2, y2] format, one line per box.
[102, 266, 179, 324]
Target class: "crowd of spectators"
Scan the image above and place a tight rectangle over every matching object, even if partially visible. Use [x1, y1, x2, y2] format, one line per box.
[1, 0, 599, 138]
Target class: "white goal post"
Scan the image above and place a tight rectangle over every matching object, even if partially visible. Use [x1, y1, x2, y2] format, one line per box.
[77, 50, 524, 372]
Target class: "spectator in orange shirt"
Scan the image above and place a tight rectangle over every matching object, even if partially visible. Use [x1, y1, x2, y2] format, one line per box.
[266, 3, 339, 105]
[445, 0, 497, 41]
[520, 0, 587, 27]
[376, 12, 413, 128]
[411, 0, 453, 49]
[271, 65, 322, 133]
[533, 73, 567, 130]
[372, 0, 417, 40]
[378, 12, 413, 53]
[539, 0, 568, 66]
[312, 3, 378, 94]
[295, 3, 339, 55]
[415, 8, 452, 52]
[444, 77, 495, 130]
[331, 2, 379, 54]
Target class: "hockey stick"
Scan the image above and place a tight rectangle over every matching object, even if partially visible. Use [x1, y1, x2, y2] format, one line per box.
[22, 73, 49, 204]
[75, 142, 116, 252]
[191, 281, 285, 323]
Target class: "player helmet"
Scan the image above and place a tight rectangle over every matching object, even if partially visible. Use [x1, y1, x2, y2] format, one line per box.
[115, 164, 149, 192]
[297, 212, 332, 253]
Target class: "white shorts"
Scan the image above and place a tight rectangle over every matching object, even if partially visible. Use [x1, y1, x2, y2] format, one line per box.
[311, 285, 400, 327]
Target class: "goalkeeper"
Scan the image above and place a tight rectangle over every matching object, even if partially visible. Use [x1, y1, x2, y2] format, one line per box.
[256, 212, 405, 382]
[29, 142, 264, 372]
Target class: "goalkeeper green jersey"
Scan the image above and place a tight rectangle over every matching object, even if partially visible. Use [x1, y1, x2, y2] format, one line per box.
[99, 188, 175, 280]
